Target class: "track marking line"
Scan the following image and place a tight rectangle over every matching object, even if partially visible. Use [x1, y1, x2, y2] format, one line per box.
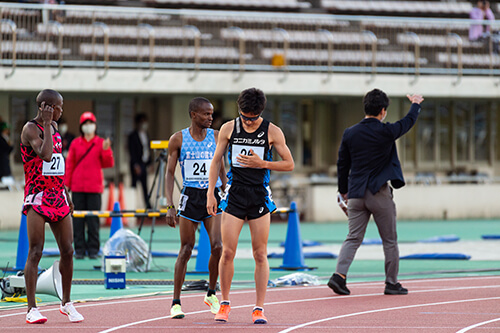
[96, 284, 500, 332]
[455, 317, 500, 333]
[277, 296, 500, 333]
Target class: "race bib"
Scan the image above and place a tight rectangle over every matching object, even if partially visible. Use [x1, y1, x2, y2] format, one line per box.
[42, 153, 65, 176]
[184, 159, 211, 182]
[231, 144, 265, 168]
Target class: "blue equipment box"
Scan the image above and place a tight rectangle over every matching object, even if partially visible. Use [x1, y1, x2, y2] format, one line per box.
[104, 255, 126, 289]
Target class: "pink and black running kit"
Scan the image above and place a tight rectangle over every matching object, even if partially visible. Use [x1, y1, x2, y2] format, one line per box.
[21, 120, 70, 222]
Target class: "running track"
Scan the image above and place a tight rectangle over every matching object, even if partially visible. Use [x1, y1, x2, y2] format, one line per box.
[1, 276, 499, 332]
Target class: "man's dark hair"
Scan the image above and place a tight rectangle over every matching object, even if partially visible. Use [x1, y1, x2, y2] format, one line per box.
[363, 89, 390, 116]
[36, 89, 62, 108]
[134, 113, 148, 125]
[189, 97, 211, 117]
[237, 88, 266, 115]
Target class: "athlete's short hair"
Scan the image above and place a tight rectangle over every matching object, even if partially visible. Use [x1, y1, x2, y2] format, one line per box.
[237, 88, 266, 116]
[189, 97, 211, 117]
[36, 89, 62, 108]
[363, 89, 390, 117]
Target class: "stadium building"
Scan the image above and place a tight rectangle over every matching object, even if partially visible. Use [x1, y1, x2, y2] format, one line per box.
[1, 0, 500, 227]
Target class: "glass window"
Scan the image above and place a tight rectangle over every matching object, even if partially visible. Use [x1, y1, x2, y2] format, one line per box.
[455, 102, 471, 162]
[417, 103, 435, 162]
[439, 103, 451, 163]
[279, 101, 298, 164]
[474, 103, 489, 162]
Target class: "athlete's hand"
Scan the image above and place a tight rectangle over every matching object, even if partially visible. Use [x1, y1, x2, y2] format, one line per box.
[40, 102, 54, 125]
[166, 207, 178, 228]
[236, 149, 264, 168]
[207, 194, 218, 217]
[103, 138, 111, 150]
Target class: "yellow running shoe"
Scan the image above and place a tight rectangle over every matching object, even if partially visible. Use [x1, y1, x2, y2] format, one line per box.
[170, 304, 185, 319]
[204, 295, 220, 314]
[214, 303, 230, 322]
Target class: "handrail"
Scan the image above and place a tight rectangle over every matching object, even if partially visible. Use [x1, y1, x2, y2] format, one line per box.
[138, 23, 155, 80]
[1, 19, 17, 78]
[92, 21, 110, 80]
[183, 25, 201, 81]
[228, 26, 246, 81]
[404, 31, 420, 83]
[447, 33, 463, 85]
[273, 27, 289, 82]
[362, 30, 377, 82]
[316, 29, 334, 83]
[44, 21, 64, 78]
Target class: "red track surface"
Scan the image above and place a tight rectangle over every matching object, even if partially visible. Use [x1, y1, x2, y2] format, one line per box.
[1, 276, 500, 332]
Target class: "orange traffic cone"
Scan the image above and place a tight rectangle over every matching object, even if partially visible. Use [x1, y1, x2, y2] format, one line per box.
[106, 182, 115, 226]
[118, 182, 128, 226]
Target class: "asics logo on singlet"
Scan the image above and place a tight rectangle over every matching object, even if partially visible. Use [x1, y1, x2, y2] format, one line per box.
[257, 131, 265, 138]
[186, 151, 214, 159]
[233, 138, 265, 145]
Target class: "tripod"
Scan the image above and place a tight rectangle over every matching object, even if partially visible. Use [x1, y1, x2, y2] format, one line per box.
[137, 148, 181, 272]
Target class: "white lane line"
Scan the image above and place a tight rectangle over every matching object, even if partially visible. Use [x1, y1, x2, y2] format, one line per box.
[455, 317, 500, 333]
[278, 296, 500, 333]
[97, 285, 500, 332]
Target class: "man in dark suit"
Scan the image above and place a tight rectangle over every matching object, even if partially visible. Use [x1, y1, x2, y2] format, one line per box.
[328, 89, 424, 296]
[128, 113, 152, 209]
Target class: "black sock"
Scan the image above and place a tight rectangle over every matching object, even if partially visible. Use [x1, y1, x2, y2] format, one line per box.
[172, 299, 181, 306]
[253, 306, 263, 312]
[221, 300, 230, 305]
[207, 289, 216, 297]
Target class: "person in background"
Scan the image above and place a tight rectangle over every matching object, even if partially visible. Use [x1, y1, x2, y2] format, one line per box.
[20, 89, 84, 324]
[0, 122, 13, 180]
[469, 0, 499, 52]
[128, 113, 152, 209]
[328, 89, 424, 297]
[66, 112, 114, 259]
[165, 97, 227, 319]
[58, 118, 75, 158]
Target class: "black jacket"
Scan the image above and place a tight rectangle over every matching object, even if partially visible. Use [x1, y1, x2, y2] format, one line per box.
[337, 103, 421, 199]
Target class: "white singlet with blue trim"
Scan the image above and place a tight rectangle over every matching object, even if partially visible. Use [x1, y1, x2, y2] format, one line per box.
[179, 127, 222, 189]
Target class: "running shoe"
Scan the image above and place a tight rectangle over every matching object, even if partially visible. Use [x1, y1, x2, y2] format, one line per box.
[252, 308, 268, 324]
[60, 302, 84, 323]
[170, 304, 185, 319]
[214, 303, 231, 322]
[204, 294, 220, 314]
[26, 307, 47, 324]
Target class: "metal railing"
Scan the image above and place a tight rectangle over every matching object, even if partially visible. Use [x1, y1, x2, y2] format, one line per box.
[1, 2, 500, 80]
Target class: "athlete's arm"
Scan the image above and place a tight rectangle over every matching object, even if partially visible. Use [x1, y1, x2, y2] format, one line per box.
[214, 129, 228, 192]
[237, 123, 294, 172]
[164, 131, 182, 228]
[65, 186, 74, 214]
[207, 121, 232, 216]
[21, 102, 55, 162]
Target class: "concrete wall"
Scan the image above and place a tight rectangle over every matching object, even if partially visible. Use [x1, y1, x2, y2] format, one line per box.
[309, 183, 500, 222]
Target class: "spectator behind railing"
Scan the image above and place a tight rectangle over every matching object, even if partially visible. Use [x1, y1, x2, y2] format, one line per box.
[469, 0, 499, 53]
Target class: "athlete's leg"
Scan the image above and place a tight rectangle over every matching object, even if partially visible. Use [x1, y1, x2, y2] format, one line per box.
[25, 208, 47, 311]
[219, 212, 244, 301]
[49, 214, 74, 305]
[248, 213, 271, 308]
[203, 215, 222, 291]
[173, 217, 197, 300]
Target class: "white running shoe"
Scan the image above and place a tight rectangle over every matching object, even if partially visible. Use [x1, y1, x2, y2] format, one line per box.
[204, 294, 220, 314]
[60, 302, 84, 323]
[26, 307, 47, 324]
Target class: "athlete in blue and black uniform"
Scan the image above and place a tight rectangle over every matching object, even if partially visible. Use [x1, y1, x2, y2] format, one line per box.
[207, 88, 294, 324]
[165, 97, 227, 319]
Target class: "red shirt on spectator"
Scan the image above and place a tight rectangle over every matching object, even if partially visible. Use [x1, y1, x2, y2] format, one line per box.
[65, 135, 114, 193]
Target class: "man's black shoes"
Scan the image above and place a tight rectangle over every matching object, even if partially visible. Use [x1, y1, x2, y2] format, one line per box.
[384, 282, 408, 295]
[327, 273, 350, 295]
